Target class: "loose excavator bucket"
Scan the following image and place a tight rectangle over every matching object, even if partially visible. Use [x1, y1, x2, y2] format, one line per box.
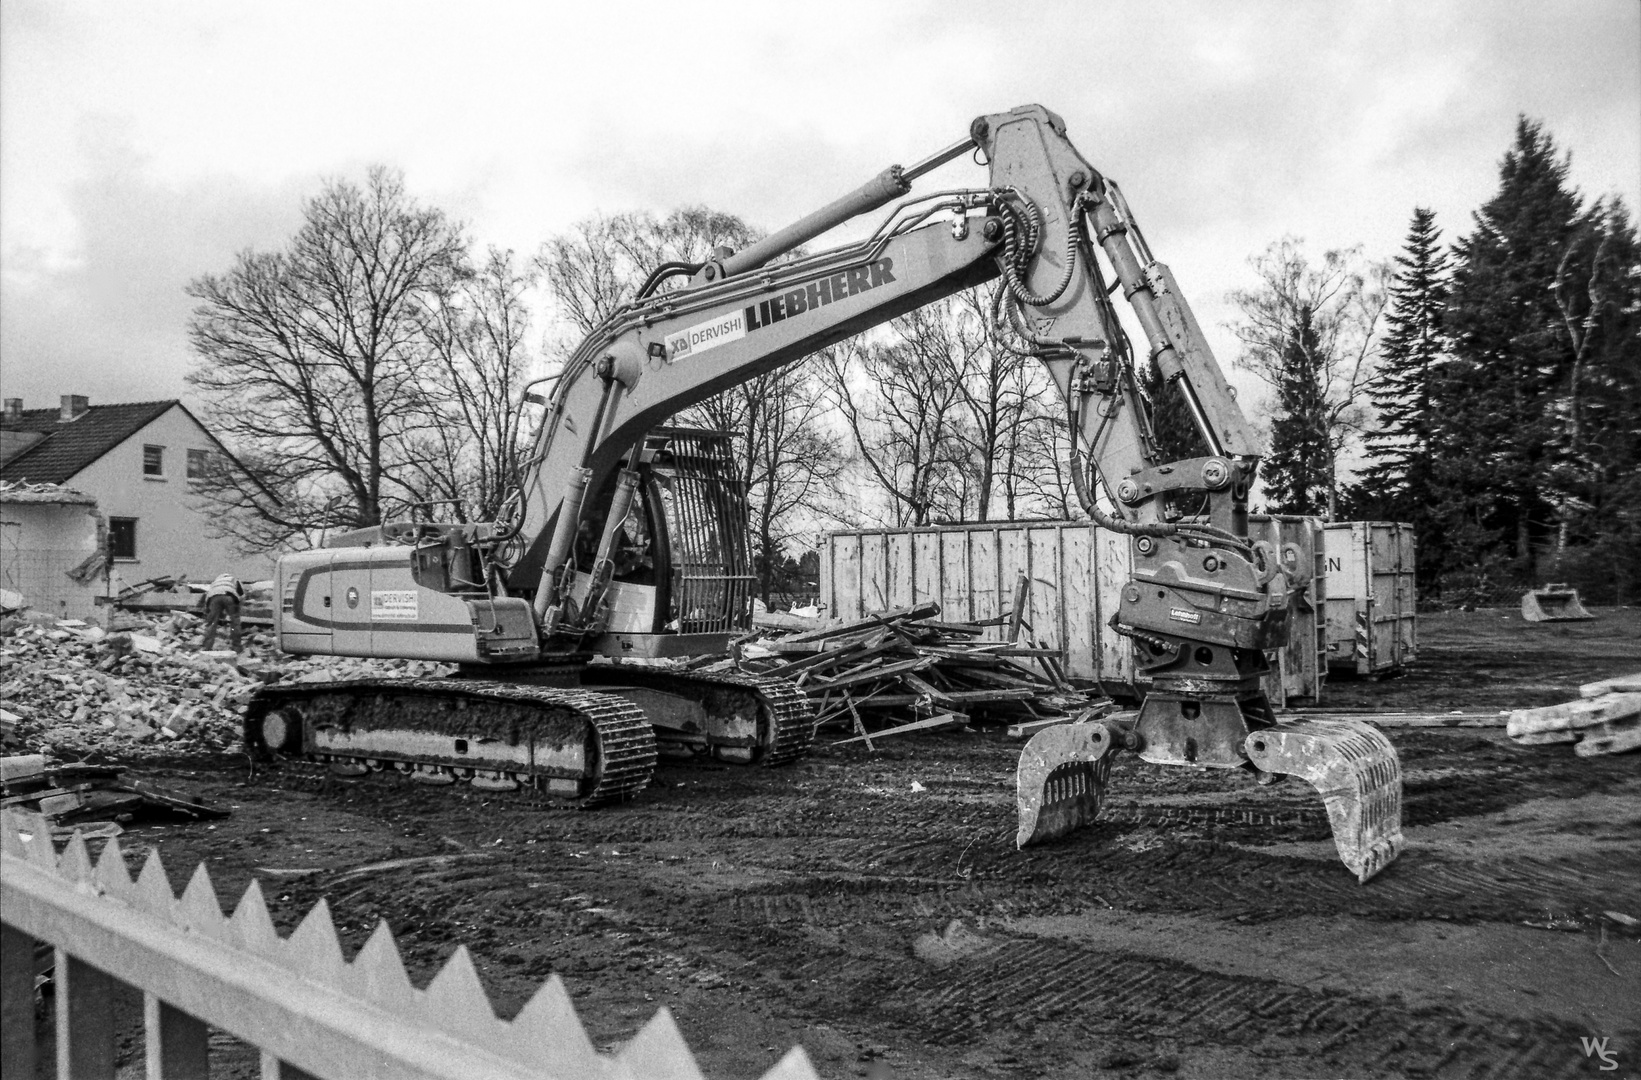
[1016, 720, 1117, 848]
[1016, 716, 1404, 883]
[1244, 719, 1404, 883]
[1521, 583, 1595, 623]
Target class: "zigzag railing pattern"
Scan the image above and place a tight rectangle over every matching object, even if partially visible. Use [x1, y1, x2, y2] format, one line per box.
[0, 809, 820, 1079]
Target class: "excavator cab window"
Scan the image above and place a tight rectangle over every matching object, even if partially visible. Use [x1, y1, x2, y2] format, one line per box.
[612, 497, 655, 584]
[571, 472, 659, 587]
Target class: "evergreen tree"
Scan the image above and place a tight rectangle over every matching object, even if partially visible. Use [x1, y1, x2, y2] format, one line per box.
[1262, 306, 1333, 516]
[1361, 208, 1448, 513]
[1359, 208, 1454, 595]
[1443, 117, 1586, 581]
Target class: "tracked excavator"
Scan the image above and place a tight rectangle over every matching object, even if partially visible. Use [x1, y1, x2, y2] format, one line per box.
[246, 105, 1404, 882]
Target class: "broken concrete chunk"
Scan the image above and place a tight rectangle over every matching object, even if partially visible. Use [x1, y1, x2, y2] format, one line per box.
[1507, 693, 1641, 737]
[0, 754, 46, 782]
[1508, 686, 1641, 757]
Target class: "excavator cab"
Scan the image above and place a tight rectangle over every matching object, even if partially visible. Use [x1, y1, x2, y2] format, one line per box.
[565, 427, 758, 649]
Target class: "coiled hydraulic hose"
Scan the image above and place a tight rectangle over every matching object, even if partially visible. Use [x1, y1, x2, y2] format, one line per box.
[993, 187, 1088, 308]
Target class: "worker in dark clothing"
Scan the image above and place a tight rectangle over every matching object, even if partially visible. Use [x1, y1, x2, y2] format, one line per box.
[201, 574, 245, 652]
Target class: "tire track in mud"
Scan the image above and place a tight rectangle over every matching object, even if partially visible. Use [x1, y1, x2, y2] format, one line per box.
[862, 936, 1614, 1079]
[690, 826, 1639, 931]
[266, 753, 1638, 928]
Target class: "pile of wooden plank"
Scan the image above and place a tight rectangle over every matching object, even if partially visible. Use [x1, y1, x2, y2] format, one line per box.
[727, 602, 1097, 745]
[1, 754, 228, 839]
[1507, 671, 1641, 757]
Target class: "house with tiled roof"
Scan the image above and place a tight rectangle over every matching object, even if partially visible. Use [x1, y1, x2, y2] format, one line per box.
[1, 395, 274, 601]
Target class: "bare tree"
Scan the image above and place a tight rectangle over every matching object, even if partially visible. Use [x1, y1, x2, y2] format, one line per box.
[186, 167, 468, 546]
[938, 289, 1044, 521]
[822, 329, 970, 527]
[1008, 398, 1085, 520]
[407, 247, 540, 522]
[684, 363, 847, 599]
[535, 207, 760, 342]
[1228, 237, 1389, 519]
[824, 287, 1069, 526]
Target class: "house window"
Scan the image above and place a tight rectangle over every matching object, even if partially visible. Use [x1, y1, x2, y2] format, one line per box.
[187, 448, 209, 478]
[108, 518, 137, 560]
[143, 445, 164, 476]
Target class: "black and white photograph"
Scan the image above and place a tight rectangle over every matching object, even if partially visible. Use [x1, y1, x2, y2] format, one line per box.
[1, 2, 1637, 1077]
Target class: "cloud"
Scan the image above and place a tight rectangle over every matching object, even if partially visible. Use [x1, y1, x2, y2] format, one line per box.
[0, 122, 307, 406]
[1, 0, 1635, 438]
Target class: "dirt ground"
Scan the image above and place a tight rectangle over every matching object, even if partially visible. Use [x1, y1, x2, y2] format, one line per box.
[45, 608, 1641, 1079]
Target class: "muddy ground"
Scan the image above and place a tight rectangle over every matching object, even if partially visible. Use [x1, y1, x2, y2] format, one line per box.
[39, 608, 1641, 1078]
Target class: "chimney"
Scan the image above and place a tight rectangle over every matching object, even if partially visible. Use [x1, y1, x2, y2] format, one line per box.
[2, 398, 20, 421]
[60, 395, 89, 422]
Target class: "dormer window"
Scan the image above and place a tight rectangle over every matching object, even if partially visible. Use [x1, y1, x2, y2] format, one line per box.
[143, 444, 164, 476]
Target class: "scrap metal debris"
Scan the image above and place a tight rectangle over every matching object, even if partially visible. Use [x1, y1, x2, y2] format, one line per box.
[96, 576, 276, 625]
[1507, 671, 1641, 756]
[718, 601, 1103, 743]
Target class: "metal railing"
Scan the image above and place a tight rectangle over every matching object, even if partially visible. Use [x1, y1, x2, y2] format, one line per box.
[0, 809, 819, 1079]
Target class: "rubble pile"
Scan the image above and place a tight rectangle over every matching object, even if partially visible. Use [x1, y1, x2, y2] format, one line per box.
[0, 613, 449, 758]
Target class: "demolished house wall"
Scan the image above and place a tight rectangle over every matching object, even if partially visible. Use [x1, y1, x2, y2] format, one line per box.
[0, 489, 105, 622]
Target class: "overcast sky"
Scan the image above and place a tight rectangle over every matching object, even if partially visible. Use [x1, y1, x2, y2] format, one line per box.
[3, 0, 1637, 420]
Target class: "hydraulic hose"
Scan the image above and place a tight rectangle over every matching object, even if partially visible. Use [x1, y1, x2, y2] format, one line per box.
[994, 188, 1085, 308]
[636, 261, 705, 299]
[1066, 397, 1253, 555]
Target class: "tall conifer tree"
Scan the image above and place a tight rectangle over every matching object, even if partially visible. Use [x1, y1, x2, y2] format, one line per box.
[1359, 209, 1453, 592]
[1262, 307, 1333, 516]
[1362, 208, 1447, 512]
[1443, 118, 1584, 579]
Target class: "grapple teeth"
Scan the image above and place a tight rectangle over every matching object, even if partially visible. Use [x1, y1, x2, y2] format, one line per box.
[1016, 721, 1116, 848]
[1245, 719, 1404, 883]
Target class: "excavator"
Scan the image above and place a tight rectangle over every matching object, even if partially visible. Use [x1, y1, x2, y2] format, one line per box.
[246, 105, 1404, 883]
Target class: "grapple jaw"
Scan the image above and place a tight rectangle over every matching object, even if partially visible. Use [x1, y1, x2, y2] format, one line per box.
[1016, 720, 1118, 848]
[1245, 719, 1405, 883]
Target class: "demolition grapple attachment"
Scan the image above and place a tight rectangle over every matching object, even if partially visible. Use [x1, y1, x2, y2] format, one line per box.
[1016, 715, 1405, 884]
[1016, 718, 1119, 848]
[1244, 718, 1404, 883]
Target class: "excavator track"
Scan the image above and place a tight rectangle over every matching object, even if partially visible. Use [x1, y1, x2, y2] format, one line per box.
[246, 678, 656, 807]
[581, 665, 816, 765]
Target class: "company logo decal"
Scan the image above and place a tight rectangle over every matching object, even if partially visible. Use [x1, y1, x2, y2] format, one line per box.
[371, 590, 419, 621]
[666, 257, 897, 361]
[665, 309, 747, 361]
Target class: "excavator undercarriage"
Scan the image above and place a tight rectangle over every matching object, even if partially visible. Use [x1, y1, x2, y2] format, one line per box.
[245, 666, 814, 806]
